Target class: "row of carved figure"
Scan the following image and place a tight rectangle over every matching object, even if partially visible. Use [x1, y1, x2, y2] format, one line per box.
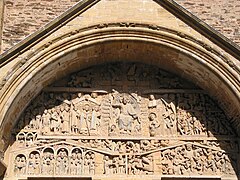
[15, 91, 234, 137]
[66, 63, 196, 89]
[161, 144, 236, 175]
[14, 145, 237, 176]
[14, 148, 95, 176]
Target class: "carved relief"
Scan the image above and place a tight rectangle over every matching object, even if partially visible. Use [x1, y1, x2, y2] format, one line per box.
[42, 148, 54, 175]
[128, 155, 154, 175]
[10, 63, 238, 178]
[70, 148, 82, 175]
[111, 92, 141, 135]
[14, 154, 26, 175]
[161, 144, 237, 176]
[28, 151, 40, 175]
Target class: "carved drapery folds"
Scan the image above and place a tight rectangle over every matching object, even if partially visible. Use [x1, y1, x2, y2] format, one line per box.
[9, 63, 238, 178]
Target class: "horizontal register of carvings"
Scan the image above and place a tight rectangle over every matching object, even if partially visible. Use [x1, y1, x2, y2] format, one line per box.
[8, 63, 239, 178]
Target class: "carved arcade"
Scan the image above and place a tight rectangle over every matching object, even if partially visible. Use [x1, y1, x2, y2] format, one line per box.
[9, 63, 238, 178]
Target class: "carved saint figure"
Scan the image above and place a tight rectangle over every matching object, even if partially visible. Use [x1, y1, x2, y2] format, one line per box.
[41, 109, 51, 134]
[148, 94, 157, 108]
[113, 95, 139, 134]
[104, 155, 111, 174]
[50, 107, 61, 133]
[56, 148, 69, 175]
[60, 103, 70, 134]
[28, 153, 35, 175]
[14, 155, 26, 175]
[71, 106, 80, 134]
[42, 150, 54, 175]
[80, 104, 92, 135]
[161, 95, 177, 136]
[149, 112, 160, 137]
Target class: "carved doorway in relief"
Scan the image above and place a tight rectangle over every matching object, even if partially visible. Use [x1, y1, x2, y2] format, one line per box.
[6, 62, 239, 179]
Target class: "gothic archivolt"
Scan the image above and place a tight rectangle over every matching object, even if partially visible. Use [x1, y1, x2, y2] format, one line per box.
[8, 63, 238, 179]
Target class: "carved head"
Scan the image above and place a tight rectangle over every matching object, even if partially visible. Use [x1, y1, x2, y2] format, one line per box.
[122, 96, 128, 104]
[91, 92, 98, 99]
[85, 154, 90, 159]
[149, 94, 155, 100]
[35, 153, 40, 159]
[77, 152, 82, 159]
[15, 156, 20, 162]
[94, 106, 100, 112]
[29, 153, 34, 159]
[21, 157, 26, 162]
[64, 104, 70, 111]
[77, 92, 82, 98]
[60, 105, 65, 112]
[105, 156, 109, 160]
[149, 113, 157, 121]
[185, 144, 192, 151]
[84, 104, 90, 112]
[56, 106, 61, 113]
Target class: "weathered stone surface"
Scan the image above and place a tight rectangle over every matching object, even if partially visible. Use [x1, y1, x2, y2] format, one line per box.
[5, 63, 239, 179]
[0, 1, 239, 179]
[1, 0, 239, 52]
[176, 0, 240, 45]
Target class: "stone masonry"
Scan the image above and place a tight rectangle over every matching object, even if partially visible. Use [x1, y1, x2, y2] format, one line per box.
[1, 0, 240, 52]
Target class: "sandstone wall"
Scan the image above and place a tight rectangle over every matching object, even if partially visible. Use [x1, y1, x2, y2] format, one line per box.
[176, 0, 240, 45]
[2, 0, 78, 52]
[1, 0, 240, 52]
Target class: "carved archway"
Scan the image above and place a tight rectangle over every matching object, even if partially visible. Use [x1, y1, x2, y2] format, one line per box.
[0, 24, 239, 179]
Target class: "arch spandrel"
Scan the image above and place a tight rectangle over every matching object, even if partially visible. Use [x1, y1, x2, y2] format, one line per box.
[5, 62, 239, 179]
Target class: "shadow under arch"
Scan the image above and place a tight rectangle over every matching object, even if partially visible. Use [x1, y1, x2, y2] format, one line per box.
[0, 24, 239, 179]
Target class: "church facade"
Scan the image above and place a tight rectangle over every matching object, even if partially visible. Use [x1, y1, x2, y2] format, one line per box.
[0, 0, 239, 180]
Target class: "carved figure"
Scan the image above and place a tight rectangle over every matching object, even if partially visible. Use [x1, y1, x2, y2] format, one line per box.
[148, 95, 157, 108]
[10, 63, 239, 178]
[104, 155, 111, 174]
[161, 95, 176, 136]
[113, 95, 139, 134]
[71, 106, 80, 134]
[14, 155, 26, 175]
[60, 104, 70, 134]
[28, 153, 35, 175]
[80, 104, 92, 135]
[50, 107, 61, 133]
[149, 112, 160, 137]
[56, 148, 68, 175]
[42, 150, 54, 175]
[41, 110, 51, 134]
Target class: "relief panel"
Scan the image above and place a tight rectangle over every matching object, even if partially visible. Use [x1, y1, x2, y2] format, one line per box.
[7, 63, 239, 179]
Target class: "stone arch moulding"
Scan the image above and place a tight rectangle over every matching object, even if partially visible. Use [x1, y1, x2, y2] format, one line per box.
[0, 22, 240, 153]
